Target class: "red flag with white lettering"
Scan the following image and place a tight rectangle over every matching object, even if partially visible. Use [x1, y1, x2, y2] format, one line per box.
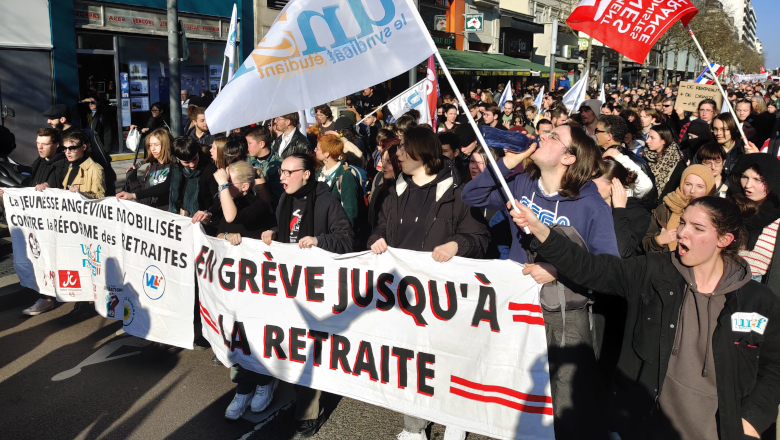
[566, 0, 698, 64]
[426, 55, 439, 132]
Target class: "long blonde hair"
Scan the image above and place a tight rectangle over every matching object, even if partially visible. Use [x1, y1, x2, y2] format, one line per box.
[144, 128, 174, 164]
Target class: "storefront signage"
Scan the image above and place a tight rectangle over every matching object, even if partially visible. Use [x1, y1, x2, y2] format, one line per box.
[437, 69, 530, 77]
[432, 35, 455, 46]
[434, 15, 447, 31]
[74, 2, 237, 41]
[464, 14, 484, 33]
[119, 72, 131, 127]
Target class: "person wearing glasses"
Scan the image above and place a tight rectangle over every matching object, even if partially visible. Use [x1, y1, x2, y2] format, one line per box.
[462, 124, 618, 439]
[594, 116, 655, 205]
[680, 99, 717, 155]
[43, 131, 106, 199]
[261, 153, 353, 438]
[694, 142, 729, 198]
[130, 102, 166, 155]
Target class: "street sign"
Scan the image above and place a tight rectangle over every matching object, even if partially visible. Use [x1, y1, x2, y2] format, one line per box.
[434, 15, 447, 31]
[465, 13, 483, 33]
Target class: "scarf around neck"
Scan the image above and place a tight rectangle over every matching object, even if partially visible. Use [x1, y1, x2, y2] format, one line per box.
[644, 143, 682, 191]
[168, 162, 202, 216]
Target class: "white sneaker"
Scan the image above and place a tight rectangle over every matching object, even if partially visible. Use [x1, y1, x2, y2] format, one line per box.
[250, 379, 278, 413]
[22, 298, 57, 316]
[443, 426, 467, 440]
[224, 392, 252, 420]
[396, 430, 428, 440]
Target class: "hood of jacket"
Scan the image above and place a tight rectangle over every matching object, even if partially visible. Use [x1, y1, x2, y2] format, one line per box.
[395, 157, 460, 202]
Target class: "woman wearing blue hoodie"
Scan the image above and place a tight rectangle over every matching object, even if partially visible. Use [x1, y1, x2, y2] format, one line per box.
[461, 124, 619, 440]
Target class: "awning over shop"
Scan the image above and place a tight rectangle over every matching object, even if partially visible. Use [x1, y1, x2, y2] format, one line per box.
[436, 49, 566, 78]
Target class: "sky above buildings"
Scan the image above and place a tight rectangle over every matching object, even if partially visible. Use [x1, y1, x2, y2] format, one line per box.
[753, 0, 779, 71]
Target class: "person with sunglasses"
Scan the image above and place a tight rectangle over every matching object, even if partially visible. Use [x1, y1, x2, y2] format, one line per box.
[77, 96, 111, 153]
[462, 124, 619, 439]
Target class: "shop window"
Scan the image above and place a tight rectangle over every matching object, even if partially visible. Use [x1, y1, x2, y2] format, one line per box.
[78, 33, 113, 50]
[268, 0, 289, 10]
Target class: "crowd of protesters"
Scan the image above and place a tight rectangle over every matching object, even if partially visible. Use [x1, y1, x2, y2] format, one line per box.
[7, 76, 780, 440]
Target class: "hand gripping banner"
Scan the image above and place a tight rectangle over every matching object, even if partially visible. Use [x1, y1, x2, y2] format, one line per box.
[3, 188, 196, 348]
[194, 229, 553, 440]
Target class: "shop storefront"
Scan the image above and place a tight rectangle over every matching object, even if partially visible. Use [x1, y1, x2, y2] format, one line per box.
[498, 14, 543, 60]
[73, 1, 238, 153]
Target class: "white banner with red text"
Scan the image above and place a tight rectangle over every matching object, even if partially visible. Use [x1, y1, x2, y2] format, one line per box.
[3, 188, 195, 349]
[194, 229, 553, 440]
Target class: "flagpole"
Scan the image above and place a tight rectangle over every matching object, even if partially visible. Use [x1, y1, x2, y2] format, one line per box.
[217, 57, 228, 93]
[684, 24, 750, 147]
[434, 50, 530, 234]
[355, 79, 428, 126]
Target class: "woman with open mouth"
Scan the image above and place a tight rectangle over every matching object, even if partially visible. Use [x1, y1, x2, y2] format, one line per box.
[643, 164, 715, 254]
[508, 196, 780, 440]
[731, 154, 780, 288]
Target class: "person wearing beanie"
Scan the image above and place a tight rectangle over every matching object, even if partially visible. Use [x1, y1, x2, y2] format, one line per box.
[643, 164, 715, 253]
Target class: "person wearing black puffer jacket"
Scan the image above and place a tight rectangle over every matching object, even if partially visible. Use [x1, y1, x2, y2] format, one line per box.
[367, 126, 488, 440]
[511, 196, 780, 440]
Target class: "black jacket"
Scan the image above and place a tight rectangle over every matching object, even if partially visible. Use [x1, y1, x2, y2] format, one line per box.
[186, 125, 215, 147]
[272, 182, 355, 254]
[612, 197, 650, 258]
[367, 159, 488, 257]
[30, 153, 68, 188]
[271, 129, 312, 159]
[531, 231, 780, 440]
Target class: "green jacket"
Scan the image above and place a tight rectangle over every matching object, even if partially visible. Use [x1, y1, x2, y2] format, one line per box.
[318, 163, 361, 228]
[248, 149, 283, 202]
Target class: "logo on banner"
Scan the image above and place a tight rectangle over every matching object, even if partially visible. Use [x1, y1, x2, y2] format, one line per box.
[123, 296, 136, 326]
[28, 233, 40, 259]
[105, 285, 123, 318]
[58, 270, 81, 290]
[81, 244, 102, 276]
[43, 270, 55, 287]
[143, 265, 166, 300]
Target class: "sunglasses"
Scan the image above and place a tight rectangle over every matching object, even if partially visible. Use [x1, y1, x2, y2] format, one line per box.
[63, 145, 82, 151]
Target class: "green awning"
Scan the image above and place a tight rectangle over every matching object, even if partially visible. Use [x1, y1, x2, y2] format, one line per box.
[435, 49, 567, 77]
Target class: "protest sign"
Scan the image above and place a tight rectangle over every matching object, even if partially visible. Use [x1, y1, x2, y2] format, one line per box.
[205, 0, 438, 133]
[194, 229, 553, 440]
[674, 81, 724, 113]
[3, 188, 196, 348]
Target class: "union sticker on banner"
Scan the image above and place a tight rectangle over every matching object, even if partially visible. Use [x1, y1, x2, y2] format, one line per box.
[205, 0, 438, 133]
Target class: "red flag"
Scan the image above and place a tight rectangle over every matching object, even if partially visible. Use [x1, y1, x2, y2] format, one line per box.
[566, 0, 698, 64]
[426, 55, 438, 132]
[760, 66, 767, 74]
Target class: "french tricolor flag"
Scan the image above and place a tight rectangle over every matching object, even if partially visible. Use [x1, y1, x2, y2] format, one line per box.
[696, 63, 725, 85]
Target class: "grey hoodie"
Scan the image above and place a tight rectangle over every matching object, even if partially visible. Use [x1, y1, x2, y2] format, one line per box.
[657, 255, 752, 440]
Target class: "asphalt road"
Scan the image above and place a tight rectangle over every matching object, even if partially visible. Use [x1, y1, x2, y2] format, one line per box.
[0, 286, 493, 440]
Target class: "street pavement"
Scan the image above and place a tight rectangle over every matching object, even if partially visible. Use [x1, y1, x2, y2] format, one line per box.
[0, 286, 493, 440]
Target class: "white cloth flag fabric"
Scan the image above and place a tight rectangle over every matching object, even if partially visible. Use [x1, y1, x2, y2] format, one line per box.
[598, 83, 605, 104]
[4, 188, 196, 348]
[533, 86, 544, 110]
[224, 4, 239, 82]
[194, 230, 553, 440]
[562, 72, 589, 113]
[498, 81, 512, 109]
[205, 0, 438, 133]
[387, 79, 430, 124]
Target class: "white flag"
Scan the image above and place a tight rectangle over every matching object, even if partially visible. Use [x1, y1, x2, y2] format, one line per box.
[387, 79, 430, 125]
[206, 0, 437, 133]
[498, 81, 512, 109]
[562, 72, 589, 113]
[533, 86, 545, 110]
[598, 82, 605, 103]
[224, 4, 239, 83]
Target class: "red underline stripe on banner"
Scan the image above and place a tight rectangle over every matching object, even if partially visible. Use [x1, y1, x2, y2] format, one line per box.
[512, 315, 545, 326]
[451, 376, 552, 403]
[199, 305, 219, 334]
[450, 387, 554, 415]
[508, 302, 543, 313]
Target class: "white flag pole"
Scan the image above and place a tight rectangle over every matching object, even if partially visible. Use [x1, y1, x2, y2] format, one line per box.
[217, 57, 229, 93]
[434, 51, 530, 233]
[355, 79, 428, 126]
[684, 24, 750, 147]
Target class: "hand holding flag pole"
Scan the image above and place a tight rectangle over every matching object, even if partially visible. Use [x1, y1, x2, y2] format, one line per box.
[434, 51, 531, 234]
